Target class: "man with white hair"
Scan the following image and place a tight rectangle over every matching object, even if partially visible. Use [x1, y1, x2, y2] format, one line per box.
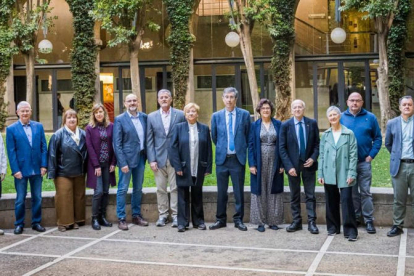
[6, 101, 48, 234]
[279, 99, 320, 234]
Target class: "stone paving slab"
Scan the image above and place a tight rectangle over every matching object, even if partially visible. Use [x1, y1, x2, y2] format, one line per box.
[75, 239, 317, 272]
[0, 234, 29, 248]
[316, 254, 398, 276]
[107, 223, 327, 252]
[406, 229, 414, 256]
[327, 227, 400, 255]
[36, 259, 304, 276]
[0, 255, 54, 276]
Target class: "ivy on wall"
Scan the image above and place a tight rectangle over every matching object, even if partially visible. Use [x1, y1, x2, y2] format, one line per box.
[0, 0, 17, 130]
[66, 0, 97, 127]
[388, 0, 411, 116]
[163, 0, 195, 110]
[267, 0, 296, 120]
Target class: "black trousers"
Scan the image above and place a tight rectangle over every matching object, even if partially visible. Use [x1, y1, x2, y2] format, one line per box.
[216, 155, 245, 224]
[177, 177, 204, 227]
[324, 184, 358, 237]
[92, 162, 110, 217]
[287, 163, 317, 224]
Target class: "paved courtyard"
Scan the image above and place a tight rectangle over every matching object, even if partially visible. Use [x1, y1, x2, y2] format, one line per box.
[0, 223, 412, 275]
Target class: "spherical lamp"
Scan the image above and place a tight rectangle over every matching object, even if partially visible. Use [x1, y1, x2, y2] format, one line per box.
[330, 27, 346, 44]
[225, 31, 240, 48]
[38, 39, 53, 54]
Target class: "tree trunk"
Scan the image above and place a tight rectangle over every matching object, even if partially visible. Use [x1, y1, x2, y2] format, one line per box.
[377, 30, 391, 137]
[23, 48, 35, 107]
[94, 22, 102, 104]
[239, 26, 259, 118]
[186, 48, 194, 103]
[6, 59, 15, 120]
[275, 47, 295, 121]
[129, 36, 142, 111]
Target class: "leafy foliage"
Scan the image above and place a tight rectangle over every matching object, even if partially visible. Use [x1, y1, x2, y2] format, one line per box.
[91, 0, 159, 48]
[67, 0, 97, 127]
[388, 0, 411, 115]
[163, 0, 196, 109]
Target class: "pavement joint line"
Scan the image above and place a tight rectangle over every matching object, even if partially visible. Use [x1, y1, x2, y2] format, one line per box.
[0, 227, 57, 253]
[396, 228, 407, 276]
[5, 232, 98, 241]
[22, 224, 134, 276]
[103, 238, 320, 253]
[324, 250, 398, 258]
[305, 235, 334, 276]
[0, 251, 61, 258]
[69, 256, 309, 274]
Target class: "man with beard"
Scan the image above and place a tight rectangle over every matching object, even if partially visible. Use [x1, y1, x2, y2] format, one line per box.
[113, 94, 149, 230]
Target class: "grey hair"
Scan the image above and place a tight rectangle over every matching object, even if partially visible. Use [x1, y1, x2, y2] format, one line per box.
[326, 106, 341, 118]
[291, 99, 306, 110]
[17, 101, 31, 111]
[158, 89, 172, 98]
[399, 95, 413, 106]
[223, 87, 238, 99]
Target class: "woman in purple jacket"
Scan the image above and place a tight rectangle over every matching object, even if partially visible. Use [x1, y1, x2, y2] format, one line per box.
[86, 104, 117, 230]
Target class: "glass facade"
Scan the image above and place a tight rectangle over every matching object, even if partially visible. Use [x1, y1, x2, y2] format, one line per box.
[10, 0, 414, 131]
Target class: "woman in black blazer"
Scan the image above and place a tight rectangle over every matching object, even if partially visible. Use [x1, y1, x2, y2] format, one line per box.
[169, 103, 212, 232]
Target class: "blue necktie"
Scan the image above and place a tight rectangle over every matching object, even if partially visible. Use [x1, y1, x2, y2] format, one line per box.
[299, 122, 306, 161]
[229, 112, 235, 151]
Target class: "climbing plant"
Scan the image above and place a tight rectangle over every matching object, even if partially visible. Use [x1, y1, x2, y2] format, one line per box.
[388, 0, 411, 116]
[66, 0, 97, 127]
[266, 0, 296, 121]
[163, 0, 196, 110]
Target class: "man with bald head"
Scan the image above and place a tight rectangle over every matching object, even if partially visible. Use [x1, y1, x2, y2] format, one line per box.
[341, 92, 382, 234]
[279, 99, 320, 234]
[6, 101, 48, 234]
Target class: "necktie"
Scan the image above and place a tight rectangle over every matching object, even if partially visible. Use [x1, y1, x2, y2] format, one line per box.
[229, 112, 235, 151]
[299, 122, 306, 161]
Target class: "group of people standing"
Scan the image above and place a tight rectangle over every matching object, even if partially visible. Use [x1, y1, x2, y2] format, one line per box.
[0, 88, 413, 241]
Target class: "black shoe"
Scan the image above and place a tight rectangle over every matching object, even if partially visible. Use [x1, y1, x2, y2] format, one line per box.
[177, 225, 186, 232]
[31, 224, 46, 232]
[387, 225, 403, 237]
[256, 225, 265, 232]
[98, 215, 113, 227]
[366, 221, 376, 234]
[308, 221, 319, 234]
[235, 222, 247, 231]
[269, 225, 281, 230]
[328, 229, 340, 236]
[286, 222, 303, 232]
[14, 225, 24, 235]
[197, 224, 207, 230]
[348, 235, 358, 242]
[92, 217, 101, 230]
[209, 221, 226, 230]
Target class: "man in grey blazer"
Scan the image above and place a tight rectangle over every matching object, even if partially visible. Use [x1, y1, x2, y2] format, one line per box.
[147, 89, 186, 227]
[210, 87, 251, 231]
[385, 95, 414, 237]
[113, 94, 148, 231]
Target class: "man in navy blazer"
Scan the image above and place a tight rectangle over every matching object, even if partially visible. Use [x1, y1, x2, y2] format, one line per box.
[385, 95, 414, 237]
[6, 101, 47, 234]
[113, 94, 148, 231]
[279, 99, 320, 234]
[210, 87, 251, 231]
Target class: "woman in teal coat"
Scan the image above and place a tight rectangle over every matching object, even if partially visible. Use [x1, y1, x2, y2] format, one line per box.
[318, 106, 358, 241]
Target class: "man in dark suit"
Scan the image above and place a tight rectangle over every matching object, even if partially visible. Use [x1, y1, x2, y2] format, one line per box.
[6, 101, 48, 234]
[113, 94, 148, 231]
[147, 89, 186, 227]
[279, 99, 320, 234]
[210, 87, 251, 231]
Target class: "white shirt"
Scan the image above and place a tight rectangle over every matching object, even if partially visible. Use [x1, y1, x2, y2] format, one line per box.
[65, 125, 80, 145]
[128, 111, 145, 151]
[333, 131, 341, 145]
[160, 108, 171, 135]
[189, 123, 199, 177]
